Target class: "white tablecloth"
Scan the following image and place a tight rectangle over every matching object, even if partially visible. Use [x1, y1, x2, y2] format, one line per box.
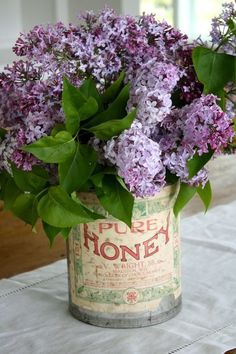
[1, 201, 236, 354]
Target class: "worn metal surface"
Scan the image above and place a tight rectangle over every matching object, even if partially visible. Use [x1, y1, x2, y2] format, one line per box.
[69, 296, 182, 328]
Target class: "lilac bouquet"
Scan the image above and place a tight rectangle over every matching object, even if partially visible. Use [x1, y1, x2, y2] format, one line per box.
[0, 4, 235, 243]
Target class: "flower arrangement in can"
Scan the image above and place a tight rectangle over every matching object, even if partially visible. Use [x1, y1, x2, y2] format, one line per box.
[0, 3, 235, 243]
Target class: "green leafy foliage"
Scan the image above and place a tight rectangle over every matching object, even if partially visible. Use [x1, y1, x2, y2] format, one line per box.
[86, 108, 136, 140]
[37, 186, 103, 228]
[216, 89, 227, 110]
[23, 131, 76, 163]
[227, 18, 236, 34]
[83, 84, 130, 128]
[60, 227, 71, 239]
[234, 52, 236, 83]
[187, 150, 214, 179]
[51, 123, 66, 137]
[12, 193, 38, 226]
[192, 46, 235, 94]
[59, 144, 97, 193]
[0, 171, 21, 210]
[0, 128, 7, 140]
[42, 222, 70, 245]
[90, 167, 117, 188]
[62, 77, 99, 134]
[62, 77, 86, 134]
[78, 97, 98, 121]
[101, 71, 125, 104]
[0, 171, 8, 200]
[79, 78, 103, 111]
[95, 175, 134, 227]
[197, 181, 212, 212]
[174, 183, 196, 217]
[165, 169, 179, 185]
[90, 173, 104, 189]
[115, 175, 130, 191]
[78, 180, 94, 192]
[11, 164, 48, 193]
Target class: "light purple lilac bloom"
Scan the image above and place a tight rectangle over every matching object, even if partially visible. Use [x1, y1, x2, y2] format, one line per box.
[104, 122, 166, 197]
[156, 95, 234, 186]
[127, 59, 181, 136]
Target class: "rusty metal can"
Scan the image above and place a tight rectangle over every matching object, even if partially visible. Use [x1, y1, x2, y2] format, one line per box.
[67, 183, 181, 328]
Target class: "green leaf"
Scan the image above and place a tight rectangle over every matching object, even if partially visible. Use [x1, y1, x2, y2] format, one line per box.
[216, 89, 226, 111]
[165, 169, 179, 185]
[60, 227, 71, 239]
[51, 123, 66, 137]
[234, 54, 236, 83]
[192, 46, 235, 93]
[233, 118, 236, 132]
[12, 193, 38, 226]
[71, 192, 106, 218]
[90, 167, 117, 189]
[1, 175, 21, 210]
[78, 180, 94, 192]
[12, 164, 48, 193]
[227, 19, 236, 34]
[115, 175, 129, 191]
[59, 144, 97, 193]
[78, 96, 99, 121]
[197, 181, 212, 212]
[101, 71, 125, 104]
[90, 173, 104, 189]
[79, 78, 103, 111]
[0, 171, 9, 200]
[174, 183, 196, 217]
[83, 83, 130, 128]
[96, 175, 134, 228]
[23, 131, 76, 163]
[42, 222, 70, 245]
[187, 150, 214, 179]
[43, 222, 61, 245]
[0, 128, 7, 140]
[85, 108, 136, 140]
[62, 77, 87, 135]
[37, 186, 102, 228]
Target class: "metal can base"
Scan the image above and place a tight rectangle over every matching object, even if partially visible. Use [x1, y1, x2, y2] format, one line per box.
[69, 296, 182, 328]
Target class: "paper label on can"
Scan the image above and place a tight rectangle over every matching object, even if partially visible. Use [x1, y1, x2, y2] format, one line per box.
[68, 186, 181, 313]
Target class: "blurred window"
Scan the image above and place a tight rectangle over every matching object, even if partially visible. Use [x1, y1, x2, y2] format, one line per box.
[140, 0, 174, 25]
[140, 0, 233, 39]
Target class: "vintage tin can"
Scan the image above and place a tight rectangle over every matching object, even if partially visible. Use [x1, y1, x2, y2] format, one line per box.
[67, 183, 181, 328]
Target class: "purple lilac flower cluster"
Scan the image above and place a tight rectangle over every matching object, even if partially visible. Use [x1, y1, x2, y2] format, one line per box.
[0, 8, 234, 197]
[126, 60, 181, 136]
[104, 122, 166, 197]
[210, 1, 236, 55]
[157, 95, 233, 186]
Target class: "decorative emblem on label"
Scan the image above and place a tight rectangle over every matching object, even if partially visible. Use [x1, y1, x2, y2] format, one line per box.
[123, 289, 140, 304]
